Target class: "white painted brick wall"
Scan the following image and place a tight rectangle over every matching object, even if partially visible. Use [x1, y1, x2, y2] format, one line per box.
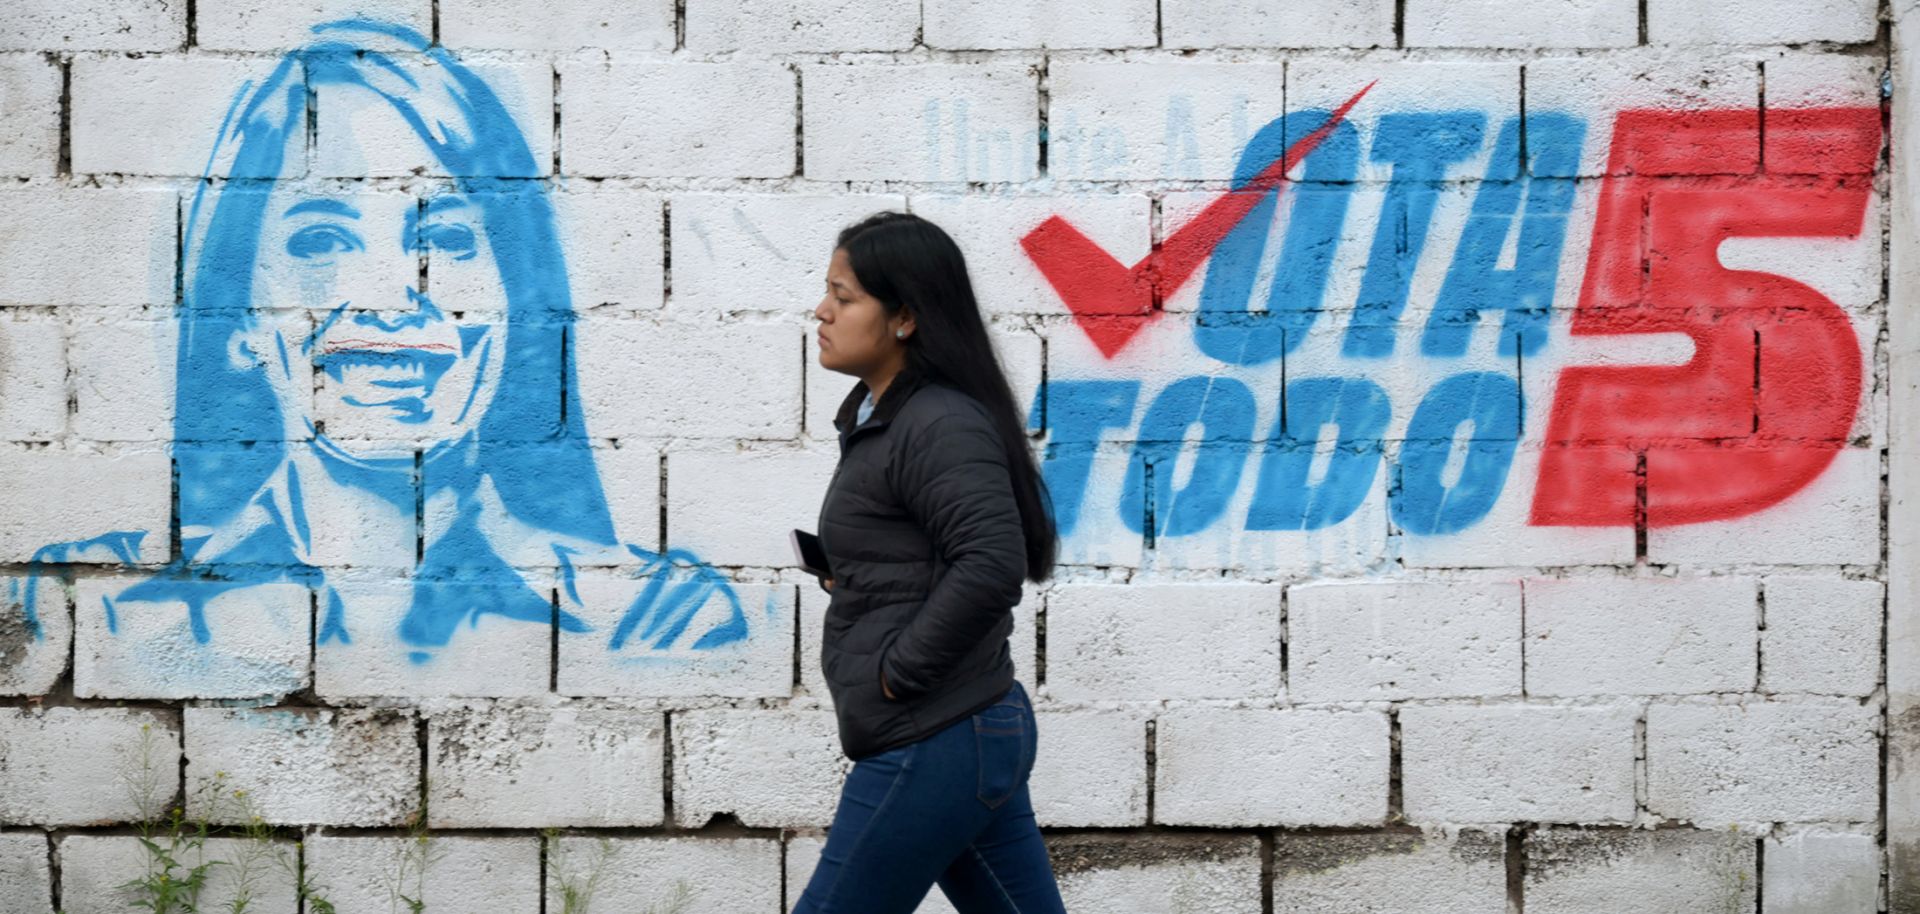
[1648, 0, 1880, 45]
[0, 708, 173, 825]
[1525, 577, 1759, 696]
[1048, 62, 1286, 182]
[59, 834, 300, 913]
[670, 709, 848, 828]
[441, 0, 676, 51]
[0, 575, 69, 697]
[70, 320, 174, 441]
[666, 447, 837, 567]
[316, 575, 556, 698]
[1524, 827, 1756, 914]
[1154, 708, 1389, 826]
[1401, 704, 1639, 824]
[74, 577, 310, 700]
[0, 832, 51, 914]
[0, 449, 171, 563]
[925, 0, 1157, 50]
[686, 0, 918, 53]
[0, 188, 177, 308]
[1525, 50, 1761, 176]
[557, 191, 665, 312]
[1289, 580, 1523, 701]
[183, 706, 418, 826]
[1762, 829, 1879, 914]
[1407, 0, 1638, 48]
[1160, 0, 1394, 49]
[1045, 584, 1282, 701]
[1648, 449, 1883, 565]
[1645, 699, 1880, 824]
[316, 58, 552, 178]
[193, 0, 432, 50]
[0, 55, 59, 176]
[670, 193, 906, 317]
[427, 706, 665, 827]
[1270, 830, 1509, 914]
[546, 836, 782, 913]
[1050, 834, 1265, 912]
[1762, 575, 1883, 695]
[0, 1, 186, 51]
[307, 835, 541, 913]
[560, 60, 795, 178]
[803, 64, 1039, 183]
[0, 318, 66, 441]
[575, 320, 803, 439]
[1028, 708, 1149, 827]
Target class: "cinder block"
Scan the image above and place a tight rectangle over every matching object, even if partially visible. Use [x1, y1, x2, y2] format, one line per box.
[0, 708, 175, 825]
[559, 576, 794, 698]
[803, 64, 1039, 183]
[925, 0, 1156, 49]
[428, 706, 665, 827]
[1271, 830, 1508, 914]
[1289, 580, 1522, 701]
[686, 0, 917, 52]
[671, 709, 848, 828]
[71, 320, 174, 441]
[1648, 449, 1881, 566]
[304, 835, 540, 914]
[1160, 0, 1393, 49]
[0, 449, 170, 563]
[0, 188, 177, 307]
[1049, 834, 1264, 913]
[0, 1, 187, 51]
[590, 441, 664, 550]
[0, 318, 65, 441]
[184, 706, 419, 826]
[1525, 577, 1758, 696]
[557, 191, 664, 312]
[1762, 829, 1878, 914]
[785, 834, 961, 913]
[441, 0, 674, 50]
[194, 0, 433, 50]
[0, 574, 69, 696]
[1048, 62, 1286, 182]
[1524, 827, 1756, 914]
[0, 55, 59, 176]
[74, 577, 309, 700]
[561, 59, 795, 178]
[545, 836, 781, 914]
[1155, 708, 1388, 826]
[1029, 709, 1148, 827]
[1045, 584, 1281, 701]
[0, 832, 51, 914]
[1762, 575, 1882, 695]
[1646, 699, 1879, 824]
[669, 193, 906, 317]
[58, 835, 298, 914]
[314, 575, 556, 699]
[73, 57, 276, 176]
[1407, 0, 1636, 48]
[1401, 704, 1638, 824]
[906, 194, 1152, 317]
[317, 58, 552, 177]
[1649, 0, 1878, 45]
[1286, 60, 1520, 184]
[666, 447, 837, 567]
[1525, 50, 1761, 176]
[574, 320, 802, 439]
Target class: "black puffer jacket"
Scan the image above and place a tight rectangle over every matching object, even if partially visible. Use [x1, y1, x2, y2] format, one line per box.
[816, 364, 1027, 759]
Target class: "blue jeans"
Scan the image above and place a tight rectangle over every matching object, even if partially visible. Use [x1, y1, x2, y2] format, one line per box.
[795, 680, 1067, 914]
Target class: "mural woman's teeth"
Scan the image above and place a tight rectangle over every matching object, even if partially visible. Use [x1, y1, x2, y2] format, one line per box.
[317, 349, 457, 399]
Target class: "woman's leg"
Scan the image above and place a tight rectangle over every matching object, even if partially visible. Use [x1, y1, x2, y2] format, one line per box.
[934, 682, 1068, 914]
[793, 716, 987, 914]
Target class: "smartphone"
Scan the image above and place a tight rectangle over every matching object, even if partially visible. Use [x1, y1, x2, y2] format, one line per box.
[790, 529, 832, 580]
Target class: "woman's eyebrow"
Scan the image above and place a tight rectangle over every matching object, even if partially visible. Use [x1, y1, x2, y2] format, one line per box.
[282, 199, 360, 219]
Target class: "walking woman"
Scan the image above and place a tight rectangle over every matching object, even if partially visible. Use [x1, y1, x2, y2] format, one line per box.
[798, 212, 1068, 913]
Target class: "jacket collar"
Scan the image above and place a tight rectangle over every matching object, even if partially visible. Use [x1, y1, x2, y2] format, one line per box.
[832, 363, 932, 441]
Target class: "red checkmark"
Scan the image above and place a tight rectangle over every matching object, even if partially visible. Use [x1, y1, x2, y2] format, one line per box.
[1020, 81, 1376, 359]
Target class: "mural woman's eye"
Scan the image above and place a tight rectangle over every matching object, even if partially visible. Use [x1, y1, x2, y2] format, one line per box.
[286, 225, 364, 260]
[422, 223, 478, 261]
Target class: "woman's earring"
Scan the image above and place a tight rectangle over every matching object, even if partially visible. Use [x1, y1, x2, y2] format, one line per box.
[895, 330, 906, 339]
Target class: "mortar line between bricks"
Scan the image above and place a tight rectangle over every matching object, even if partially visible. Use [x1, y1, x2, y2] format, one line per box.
[551, 65, 562, 176]
[662, 711, 677, 828]
[1260, 830, 1275, 914]
[1638, 0, 1649, 45]
[1506, 825, 1526, 914]
[185, 0, 197, 51]
[1754, 835, 1765, 914]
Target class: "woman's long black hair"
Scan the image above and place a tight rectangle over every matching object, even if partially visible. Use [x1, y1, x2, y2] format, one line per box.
[836, 211, 1058, 583]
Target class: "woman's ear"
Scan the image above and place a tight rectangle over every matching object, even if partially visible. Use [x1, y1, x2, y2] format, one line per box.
[895, 310, 916, 341]
[226, 329, 259, 370]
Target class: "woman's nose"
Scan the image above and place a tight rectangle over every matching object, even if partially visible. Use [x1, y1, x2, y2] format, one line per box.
[350, 287, 444, 332]
[814, 296, 832, 321]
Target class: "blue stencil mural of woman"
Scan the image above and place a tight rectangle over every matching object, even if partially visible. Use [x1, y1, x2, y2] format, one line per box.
[17, 19, 764, 696]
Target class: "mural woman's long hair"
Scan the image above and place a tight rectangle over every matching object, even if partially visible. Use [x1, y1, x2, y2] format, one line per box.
[835, 211, 1059, 583]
